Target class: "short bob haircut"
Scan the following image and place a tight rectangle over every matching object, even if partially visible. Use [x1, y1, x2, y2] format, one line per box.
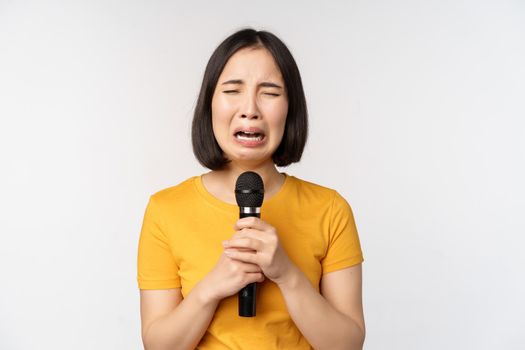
[191, 28, 308, 169]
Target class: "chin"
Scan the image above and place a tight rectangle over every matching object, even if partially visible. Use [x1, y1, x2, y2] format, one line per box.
[229, 153, 273, 166]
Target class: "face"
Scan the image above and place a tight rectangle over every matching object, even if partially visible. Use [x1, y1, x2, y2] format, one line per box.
[211, 47, 289, 167]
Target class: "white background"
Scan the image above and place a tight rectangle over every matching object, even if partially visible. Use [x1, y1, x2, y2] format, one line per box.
[1, 0, 524, 349]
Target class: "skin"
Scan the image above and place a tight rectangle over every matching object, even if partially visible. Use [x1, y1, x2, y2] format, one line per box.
[204, 45, 289, 204]
[140, 46, 365, 350]
[200, 45, 291, 299]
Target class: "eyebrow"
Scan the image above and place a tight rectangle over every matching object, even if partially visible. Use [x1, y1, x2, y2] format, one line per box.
[221, 79, 283, 89]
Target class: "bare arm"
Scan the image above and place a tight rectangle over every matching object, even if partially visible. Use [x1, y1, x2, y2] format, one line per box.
[278, 264, 365, 350]
[140, 282, 218, 350]
[140, 253, 265, 350]
[224, 217, 365, 350]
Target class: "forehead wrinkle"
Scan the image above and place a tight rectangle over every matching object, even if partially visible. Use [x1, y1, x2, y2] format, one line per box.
[221, 79, 283, 89]
[221, 79, 243, 85]
[218, 48, 285, 90]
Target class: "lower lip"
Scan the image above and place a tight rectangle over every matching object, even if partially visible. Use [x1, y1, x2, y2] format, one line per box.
[233, 135, 267, 147]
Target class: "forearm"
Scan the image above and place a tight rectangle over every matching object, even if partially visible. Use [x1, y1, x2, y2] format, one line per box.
[143, 282, 219, 350]
[278, 266, 365, 350]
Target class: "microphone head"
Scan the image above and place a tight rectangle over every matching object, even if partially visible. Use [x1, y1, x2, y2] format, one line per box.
[235, 171, 264, 208]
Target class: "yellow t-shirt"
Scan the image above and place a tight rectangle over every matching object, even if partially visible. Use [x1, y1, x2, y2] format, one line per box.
[137, 173, 364, 349]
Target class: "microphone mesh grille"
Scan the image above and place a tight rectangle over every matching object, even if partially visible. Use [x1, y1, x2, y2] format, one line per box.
[235, 171, 264, 207]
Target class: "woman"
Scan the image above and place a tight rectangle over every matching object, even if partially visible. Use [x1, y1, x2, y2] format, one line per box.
[137, 28, 365, 350]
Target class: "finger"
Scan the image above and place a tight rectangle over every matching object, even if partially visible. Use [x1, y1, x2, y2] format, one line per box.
[223, 237, 263, 251]
[224, 249, 258, 264]
[234, 216, 272, 231]
[230, 228, 268, 241]
[241, 262, 263, 273]
[245, 272, 265, 284]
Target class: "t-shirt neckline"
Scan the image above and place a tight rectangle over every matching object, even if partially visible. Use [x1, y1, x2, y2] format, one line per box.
[194, 172, 292, 212]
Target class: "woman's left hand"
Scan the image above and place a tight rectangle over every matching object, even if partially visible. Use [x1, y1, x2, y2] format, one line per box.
[223, 217, 296, 285]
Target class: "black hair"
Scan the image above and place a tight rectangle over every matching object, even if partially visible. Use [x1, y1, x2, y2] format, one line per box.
[191, 28, 308, 169]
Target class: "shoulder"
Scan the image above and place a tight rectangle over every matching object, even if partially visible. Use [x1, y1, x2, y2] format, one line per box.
[288, 175, 341, 204]
[286, 175, 354, 217]
[148, 176, 200, 208]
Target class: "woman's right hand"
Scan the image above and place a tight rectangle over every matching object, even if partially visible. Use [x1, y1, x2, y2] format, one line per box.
[198, 252, 265, 303]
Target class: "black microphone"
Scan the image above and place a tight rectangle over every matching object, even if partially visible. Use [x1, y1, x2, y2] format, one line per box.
[235, 171, 264, 317]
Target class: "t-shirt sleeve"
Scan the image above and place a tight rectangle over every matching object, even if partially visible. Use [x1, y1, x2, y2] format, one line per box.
[321, 191, 364, 274]
[137, 196, 181, 290]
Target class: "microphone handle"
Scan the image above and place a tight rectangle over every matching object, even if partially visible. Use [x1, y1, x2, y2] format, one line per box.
[238, 209, 260, 317]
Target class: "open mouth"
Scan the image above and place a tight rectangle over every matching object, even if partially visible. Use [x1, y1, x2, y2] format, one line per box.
[234, 131, 265, 141]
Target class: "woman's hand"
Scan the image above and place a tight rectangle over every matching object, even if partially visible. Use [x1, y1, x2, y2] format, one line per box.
[222, 217, 296, 286]
[199, 252, 265, 303]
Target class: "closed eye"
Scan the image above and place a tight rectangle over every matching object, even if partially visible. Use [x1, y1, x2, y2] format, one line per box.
[222, 90, 280, 96]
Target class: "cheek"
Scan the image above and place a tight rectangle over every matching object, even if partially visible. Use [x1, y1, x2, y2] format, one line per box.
[212, 94, 236, 113]
[267, 102, 288, 133]
[275, 102, 288, 116]
[211, 97, 231, 130]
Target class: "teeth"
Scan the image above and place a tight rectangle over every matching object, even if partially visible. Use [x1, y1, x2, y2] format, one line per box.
[236, 132, 263, 141]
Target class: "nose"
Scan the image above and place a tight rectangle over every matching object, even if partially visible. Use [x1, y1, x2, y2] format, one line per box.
[240, 92, 260, 120]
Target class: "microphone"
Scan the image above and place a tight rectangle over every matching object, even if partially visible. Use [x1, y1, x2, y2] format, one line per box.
[235, 171, 264, 317]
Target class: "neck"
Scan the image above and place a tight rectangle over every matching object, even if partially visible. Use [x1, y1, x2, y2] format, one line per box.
[204, 159, 286, 203]
[223, 160, 282, 191]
